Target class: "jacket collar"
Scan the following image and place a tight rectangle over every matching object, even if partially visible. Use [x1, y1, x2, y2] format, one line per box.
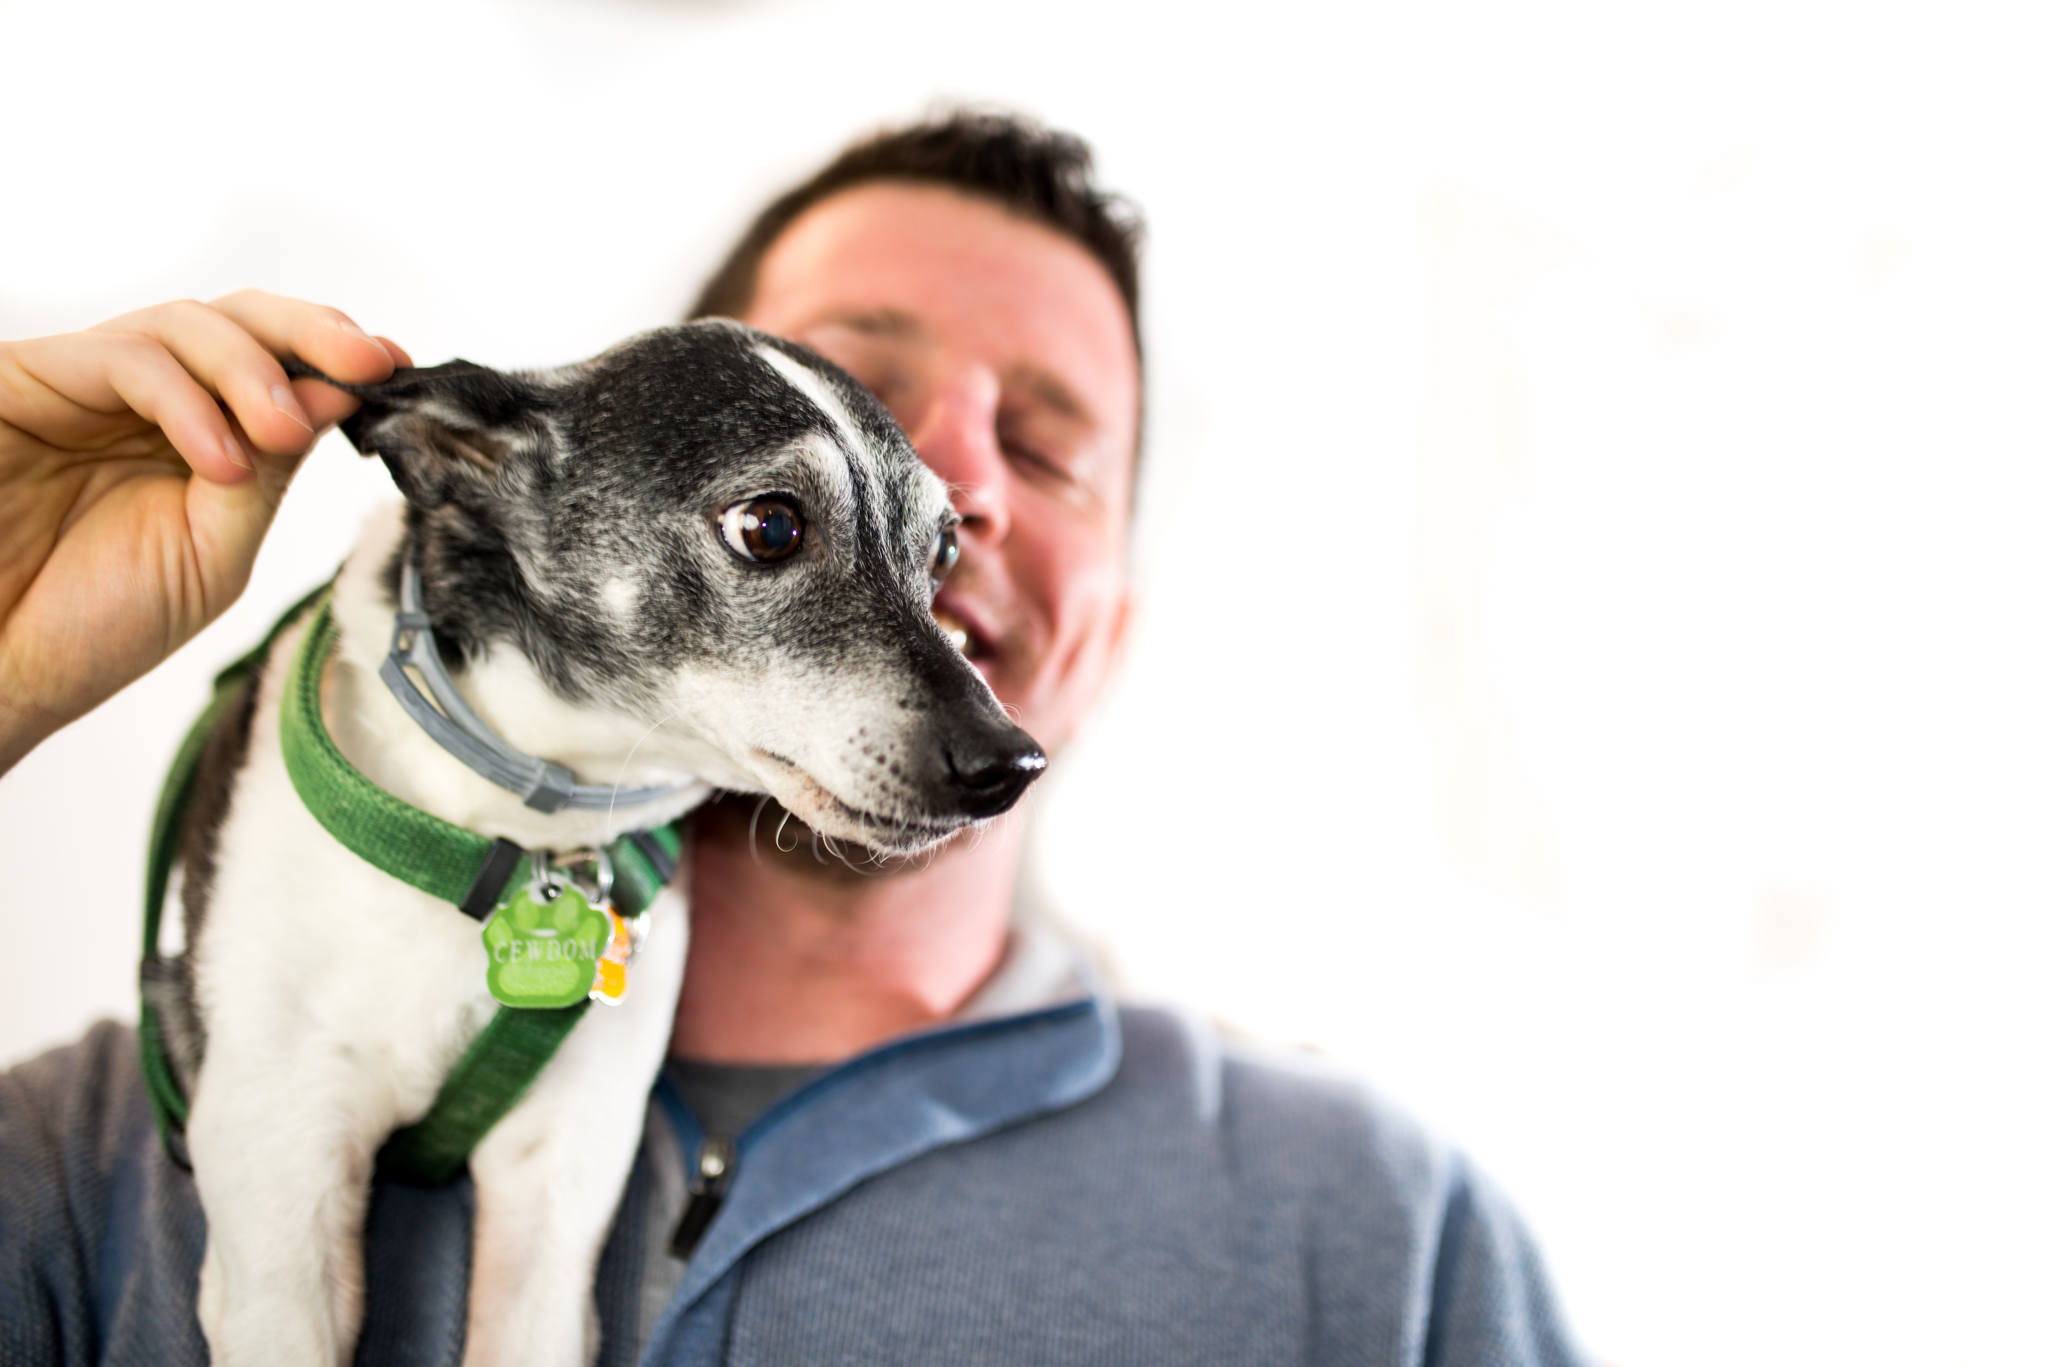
[641, 934, 1119, 1348]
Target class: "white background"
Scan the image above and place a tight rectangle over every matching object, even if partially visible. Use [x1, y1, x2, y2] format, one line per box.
[3, 0, 2045, 1362]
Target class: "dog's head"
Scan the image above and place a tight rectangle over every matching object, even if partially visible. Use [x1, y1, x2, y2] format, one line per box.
[330, 320, 1043, 855]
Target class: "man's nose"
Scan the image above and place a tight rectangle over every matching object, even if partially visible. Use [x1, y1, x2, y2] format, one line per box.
[903, 367, 1009, 545]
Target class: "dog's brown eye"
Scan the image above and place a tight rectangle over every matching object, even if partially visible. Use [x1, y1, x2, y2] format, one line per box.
[721, 497, 804, 563]
[928, 526, 959, 593]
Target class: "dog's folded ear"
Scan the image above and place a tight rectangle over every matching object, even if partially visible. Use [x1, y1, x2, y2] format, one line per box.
[283, 358, 550, 509]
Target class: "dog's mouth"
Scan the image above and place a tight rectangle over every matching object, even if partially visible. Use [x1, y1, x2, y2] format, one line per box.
[750, 749, 978, 855]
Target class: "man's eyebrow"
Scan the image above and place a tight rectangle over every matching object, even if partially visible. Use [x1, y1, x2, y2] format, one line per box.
[813, 310, 1092, 425]
[815, 307, 928, 339]
[1008, 363, 1091, 425]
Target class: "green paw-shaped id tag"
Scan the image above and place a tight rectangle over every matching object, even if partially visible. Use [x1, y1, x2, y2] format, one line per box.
[482, 856, 614, 1009]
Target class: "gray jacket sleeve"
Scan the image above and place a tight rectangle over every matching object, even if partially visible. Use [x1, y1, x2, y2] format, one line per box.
[1215, 1024, 1583, 1367]
[0, 1021, 145, 1365]
[2, 1022, 216, 1367]
[0, 1023, 482, 1367]
[1421, 1159, 1582, 1367]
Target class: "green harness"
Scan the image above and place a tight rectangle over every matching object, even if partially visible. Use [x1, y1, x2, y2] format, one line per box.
[138, 588, 682, 1185]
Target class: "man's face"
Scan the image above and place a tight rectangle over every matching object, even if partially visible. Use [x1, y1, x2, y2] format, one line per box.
[742, 181, 1140, 756]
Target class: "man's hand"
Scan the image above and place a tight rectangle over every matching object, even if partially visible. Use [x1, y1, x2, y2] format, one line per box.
[0, 291, 410, 775]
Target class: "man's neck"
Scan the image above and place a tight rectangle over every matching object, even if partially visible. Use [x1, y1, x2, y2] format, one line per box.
[669, 795, 1023, 1065]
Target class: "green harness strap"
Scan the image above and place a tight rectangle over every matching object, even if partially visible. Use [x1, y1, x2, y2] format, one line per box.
[139, 584, 331, 1149]
[140, 589, 683, 1185]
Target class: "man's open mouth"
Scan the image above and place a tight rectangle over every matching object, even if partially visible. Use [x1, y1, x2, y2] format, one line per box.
[931, 600, 990, 664]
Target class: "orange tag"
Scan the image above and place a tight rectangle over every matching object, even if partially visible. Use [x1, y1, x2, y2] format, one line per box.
[590, 908, 633, 1005]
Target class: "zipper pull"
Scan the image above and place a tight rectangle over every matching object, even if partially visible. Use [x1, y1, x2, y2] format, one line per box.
[669, 1135, 735, 1260]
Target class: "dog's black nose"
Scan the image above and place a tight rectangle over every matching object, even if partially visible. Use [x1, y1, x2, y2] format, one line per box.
[945, 725, 1047, 819]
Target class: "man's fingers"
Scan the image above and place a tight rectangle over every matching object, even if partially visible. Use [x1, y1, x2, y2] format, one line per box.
[211, 291, 404, 441]
[208, 289, 398, 387]
[104, 338, 258, 483]
[16, 330, 255, 485]
[290, 334, 412, 431]
[4, 292, 401, 483]
[292, 375, 361, 433]
[92, 299, 323, 461]
[81, 292, 407, 474]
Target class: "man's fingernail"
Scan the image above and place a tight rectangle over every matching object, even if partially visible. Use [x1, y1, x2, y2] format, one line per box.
[221, 432, 252, 470]
[336, 316, 393, 360]
[270, 385, 315, 434]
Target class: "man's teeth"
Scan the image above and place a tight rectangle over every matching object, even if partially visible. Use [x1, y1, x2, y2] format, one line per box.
[932, 608, 971, 654]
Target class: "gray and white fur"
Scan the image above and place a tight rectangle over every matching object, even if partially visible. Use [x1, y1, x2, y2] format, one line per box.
[143, 320, 1043, 1366]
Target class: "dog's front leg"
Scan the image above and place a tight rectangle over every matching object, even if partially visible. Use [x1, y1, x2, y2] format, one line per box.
[189, 1044, 390, 1365]
[461, 889, 688, 1367]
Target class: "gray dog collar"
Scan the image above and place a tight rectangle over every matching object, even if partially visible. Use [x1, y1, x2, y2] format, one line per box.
[379, 559, 688, 814]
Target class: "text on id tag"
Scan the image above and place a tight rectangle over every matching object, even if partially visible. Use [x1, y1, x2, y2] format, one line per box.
[483, 856, 611, 1009]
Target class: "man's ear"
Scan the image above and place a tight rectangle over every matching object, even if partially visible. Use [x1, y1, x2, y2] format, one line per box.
[285, 358, 551, 509]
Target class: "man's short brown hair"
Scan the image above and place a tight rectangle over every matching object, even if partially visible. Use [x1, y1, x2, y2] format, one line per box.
[688, 110, 1144, 361]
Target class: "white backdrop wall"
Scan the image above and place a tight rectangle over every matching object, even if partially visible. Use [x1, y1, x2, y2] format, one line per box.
[3, 1, 2044, 1363]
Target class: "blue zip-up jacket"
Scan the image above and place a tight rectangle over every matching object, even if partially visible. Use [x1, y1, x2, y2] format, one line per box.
[0, 972, 1582, 1365]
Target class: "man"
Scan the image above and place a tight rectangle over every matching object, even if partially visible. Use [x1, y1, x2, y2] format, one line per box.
[0, 114, 1582, 1364]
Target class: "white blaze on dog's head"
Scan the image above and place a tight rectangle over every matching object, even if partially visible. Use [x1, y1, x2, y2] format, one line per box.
[752, 344, 867, 465]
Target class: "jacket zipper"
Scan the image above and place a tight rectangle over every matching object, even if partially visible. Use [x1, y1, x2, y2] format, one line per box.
[669, 1135, 735, 1260]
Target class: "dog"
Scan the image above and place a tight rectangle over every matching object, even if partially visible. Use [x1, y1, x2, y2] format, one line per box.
[140, 320, 1045, 1365]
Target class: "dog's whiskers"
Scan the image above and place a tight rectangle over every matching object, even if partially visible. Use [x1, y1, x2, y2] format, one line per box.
[746, 794, 775, 866]
[603, 702, 690, 833]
